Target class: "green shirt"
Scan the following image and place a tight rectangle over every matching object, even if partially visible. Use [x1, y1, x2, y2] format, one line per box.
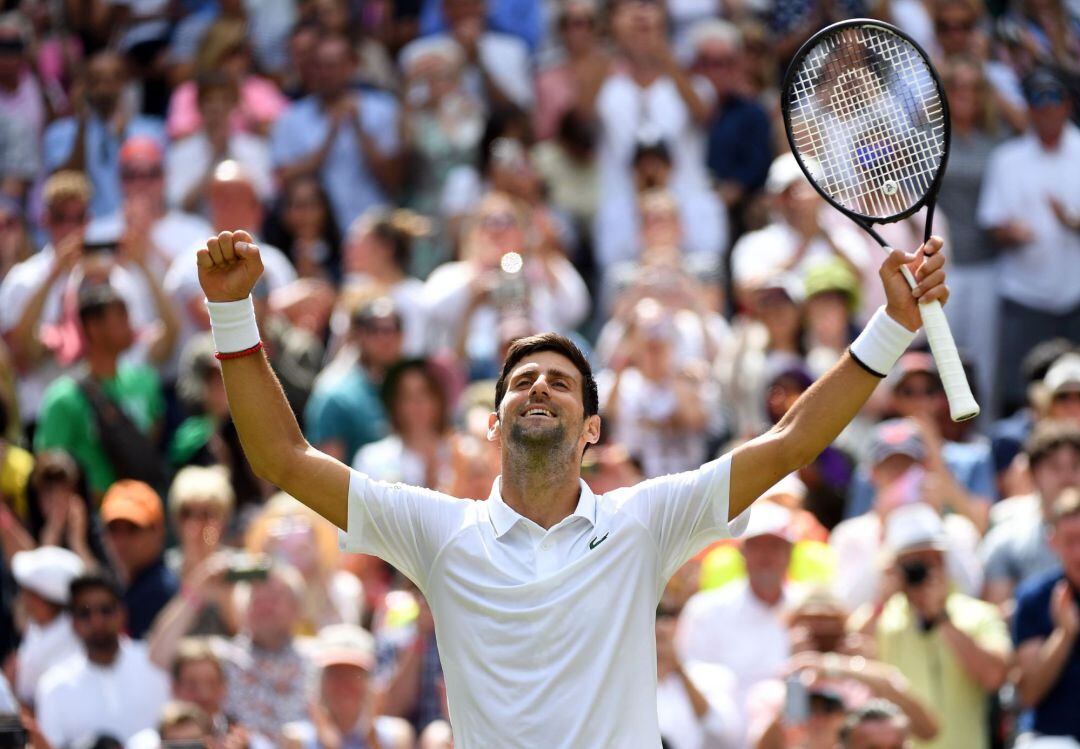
[35, 365, 165, 495]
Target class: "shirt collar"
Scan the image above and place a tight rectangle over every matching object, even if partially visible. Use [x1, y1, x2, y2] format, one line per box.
[486, 475, 598, 538]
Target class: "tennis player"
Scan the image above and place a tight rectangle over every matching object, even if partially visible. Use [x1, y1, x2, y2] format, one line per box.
[197, 228, 948, 747]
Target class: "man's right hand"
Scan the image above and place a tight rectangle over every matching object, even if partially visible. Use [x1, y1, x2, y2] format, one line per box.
[197, 230, 265, 302]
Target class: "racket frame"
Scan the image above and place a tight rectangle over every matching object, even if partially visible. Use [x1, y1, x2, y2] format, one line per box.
[780, 18, 952, 245]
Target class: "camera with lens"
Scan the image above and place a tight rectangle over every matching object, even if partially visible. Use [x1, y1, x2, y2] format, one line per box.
[0, 715, 27, 749]
[900, 560, 929, 586]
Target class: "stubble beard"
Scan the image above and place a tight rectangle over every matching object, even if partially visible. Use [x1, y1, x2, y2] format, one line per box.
[506, 416, 577, 472]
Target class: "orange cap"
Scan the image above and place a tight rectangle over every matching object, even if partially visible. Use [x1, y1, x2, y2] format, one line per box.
[101, 480, 164, 527]
[119, 136, 162, 167]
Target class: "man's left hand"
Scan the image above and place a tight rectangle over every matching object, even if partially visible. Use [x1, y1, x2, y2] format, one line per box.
[881, 235, 948, 332]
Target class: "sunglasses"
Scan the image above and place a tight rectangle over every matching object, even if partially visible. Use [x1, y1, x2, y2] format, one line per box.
[936, 20, 975, 32]
[121, 168, 163, 181]
[480, 213, 519, 232]
[179, 505, 223, 522]
[49, 209, 88, 226]
[73, 601, 120, 621]
[1053, 390, 1080, 403]
[563, 14, 595, 28]
[698, 55, 737, 68]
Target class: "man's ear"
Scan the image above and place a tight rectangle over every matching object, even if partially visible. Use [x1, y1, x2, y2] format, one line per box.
[487, 411, 500, 442]
[583, 414, 601, 446]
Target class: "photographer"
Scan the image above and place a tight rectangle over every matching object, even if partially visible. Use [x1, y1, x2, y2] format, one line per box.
[856, 503, 1011, 749]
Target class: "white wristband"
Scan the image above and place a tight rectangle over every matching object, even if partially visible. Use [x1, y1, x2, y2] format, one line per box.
[849, 306, 917, 377]
[206, 296, 260, 354]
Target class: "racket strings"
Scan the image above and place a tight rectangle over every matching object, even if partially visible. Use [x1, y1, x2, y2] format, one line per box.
[788, 26, 946, 219]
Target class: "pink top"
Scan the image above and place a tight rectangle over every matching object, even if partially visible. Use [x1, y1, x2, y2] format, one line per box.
[166, 75, 288, 139]
[533, 64, 578, 142]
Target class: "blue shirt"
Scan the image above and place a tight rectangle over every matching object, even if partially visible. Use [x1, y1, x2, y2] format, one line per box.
[1013, 570, 1080, 740]
[705, 96, 773, 195]
[418, 0, 541, 51]
[271, 91, 400, 232]
[42, 114, 166, 218]
[845, 438, 997, 519]
[124, 557, 179, 640]
[303, 365, 387, 463]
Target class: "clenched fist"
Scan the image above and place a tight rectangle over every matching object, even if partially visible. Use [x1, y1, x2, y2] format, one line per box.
[197, 230, 265, 303]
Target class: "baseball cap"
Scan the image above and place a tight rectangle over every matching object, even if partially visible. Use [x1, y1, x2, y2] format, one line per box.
[766, 153, 818, 195]
[1023, 67, 1069, 108]
[11, 546, 85, 604]
[755, 271, 805, 304]
[867, 418, 926, 466]
[352, 296, 401, 330]
[1044, 353, 1080, 397]
[742, 501, 797, 543]
[119, 136, 163, 167]
[803, 258, 862, 312]
[884, 502, 949, 556]
[101, 480, 164, 527]
[314, 623, 376, 671]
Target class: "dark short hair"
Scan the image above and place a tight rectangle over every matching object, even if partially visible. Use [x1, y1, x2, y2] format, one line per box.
[494, 333, 598, 418]
[77, 284, 125, 328]
[1025, 421, 1080, 470]
[171, 637, 224, 682]
[381, 358, 450, 434]
[69, 571, 124, 608]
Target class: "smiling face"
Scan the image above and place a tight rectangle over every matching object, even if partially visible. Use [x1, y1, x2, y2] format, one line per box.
[490, 351, 600, 461]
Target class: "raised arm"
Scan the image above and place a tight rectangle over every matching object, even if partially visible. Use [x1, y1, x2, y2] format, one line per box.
[728, 238, 948, 519]
[197, 231, 350, 528]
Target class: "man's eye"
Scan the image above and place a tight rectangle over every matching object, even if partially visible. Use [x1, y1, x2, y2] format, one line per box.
[553, 381, 570, 390]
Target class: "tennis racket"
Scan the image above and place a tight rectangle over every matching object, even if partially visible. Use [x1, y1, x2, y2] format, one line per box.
[781, 19, 980, 422]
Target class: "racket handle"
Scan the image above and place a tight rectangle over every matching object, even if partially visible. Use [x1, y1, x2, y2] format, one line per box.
[917, 299, 980, 422]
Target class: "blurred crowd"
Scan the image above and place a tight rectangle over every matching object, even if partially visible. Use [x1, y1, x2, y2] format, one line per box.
[0, 0, 1077, 746]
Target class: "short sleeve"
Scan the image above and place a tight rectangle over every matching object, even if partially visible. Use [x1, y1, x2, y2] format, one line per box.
[614, 454, 751, 581]
[340, 469, 470, 590]
[966, 600, 1012, 656]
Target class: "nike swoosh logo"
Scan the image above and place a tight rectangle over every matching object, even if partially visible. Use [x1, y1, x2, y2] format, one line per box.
[589, 532, 609, 550]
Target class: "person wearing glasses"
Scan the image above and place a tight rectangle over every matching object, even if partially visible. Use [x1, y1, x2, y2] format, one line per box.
[35, 572, 169, 746]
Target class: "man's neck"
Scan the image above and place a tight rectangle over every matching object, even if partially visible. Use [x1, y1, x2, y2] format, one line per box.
[87, 644, 121, 667]
[748, 579, 783, 607]
[500, 446, 583, 530]
[86, 349, 120, 379]
[1037, 130, 1064, 151]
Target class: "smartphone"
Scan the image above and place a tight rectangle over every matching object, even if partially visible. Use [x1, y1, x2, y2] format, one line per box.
[83, 239, 118, 255]
[783, 673, 810, 726]
[225, 552, 272, 582]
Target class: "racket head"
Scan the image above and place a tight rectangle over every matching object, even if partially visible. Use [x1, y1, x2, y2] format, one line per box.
[781, 19, 951, 225]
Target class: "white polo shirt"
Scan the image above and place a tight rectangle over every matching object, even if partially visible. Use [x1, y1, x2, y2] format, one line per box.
[341, 454, 750, 748]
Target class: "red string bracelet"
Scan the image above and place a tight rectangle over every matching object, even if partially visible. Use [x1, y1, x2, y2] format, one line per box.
[214, 341, 264, 361]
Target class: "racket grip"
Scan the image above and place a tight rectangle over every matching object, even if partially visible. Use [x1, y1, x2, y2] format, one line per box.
[918, 299, 980, 422]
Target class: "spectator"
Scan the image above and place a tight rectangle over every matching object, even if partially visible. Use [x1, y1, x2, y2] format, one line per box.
[164, 160, 298, 379]
[272, 33, 403, 233]
[34, 285, 168, 497]
[0, 16, 46, 139]
[589, 0, 716, 280]
[600, 298, 713, 478]
[304, 297, 402, 462]
[423, 192, 589, 376]
[166, 20, 288, 141]
[730, 155, 869, 300]
[0, 196, 33, 281]
[655, 606, 743, 749]
[0, 108, 38, 205]
[10, 546, 85, 705]
[1038, 354, 1080, 425]
[166, 72, 275, 216]
[401, 0, 533, 114]
[1013, 488, 1080, 743]
[0, 173, 153, 428]
[35, 572, 170, 745]
[417, 0, 541, 52]
[677, 502, 798, 721]
[282, 624, 415, 749]
[165, 466, 237, 635]
[149, 563, 316, 742]
[245, 493, 363, 633]
[376, 588, 444, 735]
[978, 67, 1080, 414]
[691, 20, 772, 216]
[936, 56, 1009, 410]
[100, 479, 178, 638]
[21, 451, 108, 568]
[399, 38, 485, 229]
[354, 359, 454, 489]
[841, 700, 912, 749]
[830, 419, 984, 612]
[982, 422, 1080, 605]
[532, 0, 607, 142]
[857, 503, 1010, 749]
[42, 50, 165, 218]
[338, 209, 428, 356]
[264, 175, 342, 283]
